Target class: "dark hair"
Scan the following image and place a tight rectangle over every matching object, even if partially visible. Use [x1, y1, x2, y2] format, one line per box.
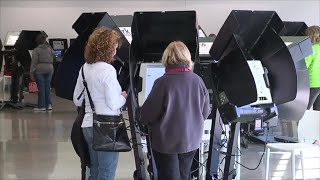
[208, 33, 217, 38]
[35, 34, 47, 45]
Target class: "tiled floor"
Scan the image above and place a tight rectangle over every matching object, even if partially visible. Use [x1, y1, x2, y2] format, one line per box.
[0, 93, 319, 180]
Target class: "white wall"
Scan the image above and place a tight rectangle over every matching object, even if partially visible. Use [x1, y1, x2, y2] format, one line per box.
[190, 0, 320, 35]
[0, 0, 187, 41]
[0, 0, 320, 41]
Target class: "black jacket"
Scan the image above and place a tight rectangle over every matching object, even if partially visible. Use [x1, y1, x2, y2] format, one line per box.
[71, 103, 90, 180]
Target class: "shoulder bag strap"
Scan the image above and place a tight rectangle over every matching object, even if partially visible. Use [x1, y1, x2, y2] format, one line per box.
[77, 88, 85, 100]
[81, 66, 96, 113]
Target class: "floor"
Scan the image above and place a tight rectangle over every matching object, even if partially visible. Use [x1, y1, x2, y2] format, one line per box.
[0, 93, 319, 180]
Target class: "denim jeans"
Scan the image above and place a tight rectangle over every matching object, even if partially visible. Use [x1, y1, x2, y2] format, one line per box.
[83, 127, 119, 180]
[35, 73, 52, 108]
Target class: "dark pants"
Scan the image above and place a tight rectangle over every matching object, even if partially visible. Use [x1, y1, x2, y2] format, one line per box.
[10, 65, 24, 103]
[152, 149, 196, 180]
[307, 88, 320, 110]
[313, 94, 320, 110]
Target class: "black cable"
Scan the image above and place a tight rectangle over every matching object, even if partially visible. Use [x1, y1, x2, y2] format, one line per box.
[126, 118, 149, 136]
[190, 156, 218, 179]
[129, 135, 150, 148]
[227, 169, 237, 178]
[218, 117, 228, 148]
[220, 151, 240, 156]
[137, 129, 148, 136]
[132, 143, 147, 146]
[237, 147, 242, 155]
[129, 140, 148, 147]
[234, 127, 269, 171]
[126, 126, 148, 136]
[191, 159, 218, 180]
[217, 156, 226, 178]
[190, 158, 208, 173]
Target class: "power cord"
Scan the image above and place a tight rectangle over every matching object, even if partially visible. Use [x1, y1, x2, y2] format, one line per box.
[190, 158, 208, 173]
[219, 117, 228, 148]
[234, 126, 269, 170]
[191, 154, 219, 180]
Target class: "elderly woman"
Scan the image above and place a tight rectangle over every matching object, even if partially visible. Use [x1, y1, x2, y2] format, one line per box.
[141, 41, 211, 180]
[73, 27, 127, 180]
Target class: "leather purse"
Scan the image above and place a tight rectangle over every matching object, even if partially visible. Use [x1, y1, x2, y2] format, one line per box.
[81, 67, 131, 152]
[28, 81, 38, 93]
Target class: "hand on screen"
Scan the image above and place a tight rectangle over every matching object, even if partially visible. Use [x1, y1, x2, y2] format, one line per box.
[121, 91, 127, 98]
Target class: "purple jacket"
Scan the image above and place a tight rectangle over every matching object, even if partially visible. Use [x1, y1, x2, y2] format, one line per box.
[141, 65, 211, 154]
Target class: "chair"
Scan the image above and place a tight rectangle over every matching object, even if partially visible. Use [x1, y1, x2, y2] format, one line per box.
[265, 110, 320, 180]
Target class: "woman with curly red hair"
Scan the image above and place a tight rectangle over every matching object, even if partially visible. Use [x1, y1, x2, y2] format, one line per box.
[73, 27, 127, 180]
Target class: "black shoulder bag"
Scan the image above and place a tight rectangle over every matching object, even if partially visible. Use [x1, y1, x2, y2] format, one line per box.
[81, 67, 131, 152]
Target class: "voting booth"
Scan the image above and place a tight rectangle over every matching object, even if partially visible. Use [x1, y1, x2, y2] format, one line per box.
[127, 11, 198, 180]
[55, 12, 132, 100]
[1, 30, 46, 110]
[204, 10, 312, 180]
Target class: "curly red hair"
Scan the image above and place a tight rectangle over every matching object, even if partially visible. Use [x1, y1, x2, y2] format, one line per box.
[84, 27, 122, 64]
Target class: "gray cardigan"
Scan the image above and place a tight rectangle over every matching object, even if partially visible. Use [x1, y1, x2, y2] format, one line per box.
[141, 65, 211, 154]
[30, 44, 54, 75]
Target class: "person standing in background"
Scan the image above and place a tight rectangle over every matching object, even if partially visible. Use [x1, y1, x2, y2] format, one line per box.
[30, 34, 54, 111]
[305, 26, 320, 110]
[305, 26, 320, 145]
[307, 26, 320, 111]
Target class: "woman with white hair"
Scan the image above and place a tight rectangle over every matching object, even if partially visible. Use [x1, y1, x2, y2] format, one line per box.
[141, 41, 211, 180]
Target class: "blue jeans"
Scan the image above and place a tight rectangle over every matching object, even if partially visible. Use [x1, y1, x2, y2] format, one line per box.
[83, 127, 119, 180]
[35, 73, 52, 108]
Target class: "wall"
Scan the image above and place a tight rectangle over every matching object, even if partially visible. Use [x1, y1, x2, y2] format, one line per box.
[0, 0, 320, 41]
[0, 0, 187, 41]
[190, 0, 320, 35]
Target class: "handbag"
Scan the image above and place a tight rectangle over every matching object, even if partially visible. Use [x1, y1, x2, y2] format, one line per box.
[81, 67, 131, 152]
[70, 101, 90, 180]
[28, 81, 38, 93]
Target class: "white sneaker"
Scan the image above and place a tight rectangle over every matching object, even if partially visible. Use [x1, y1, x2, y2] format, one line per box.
[47, 104, 53, 111]
[33, 108, 46, 111]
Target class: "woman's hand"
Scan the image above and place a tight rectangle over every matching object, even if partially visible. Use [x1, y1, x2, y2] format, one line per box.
[121, 91, 127, 98]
